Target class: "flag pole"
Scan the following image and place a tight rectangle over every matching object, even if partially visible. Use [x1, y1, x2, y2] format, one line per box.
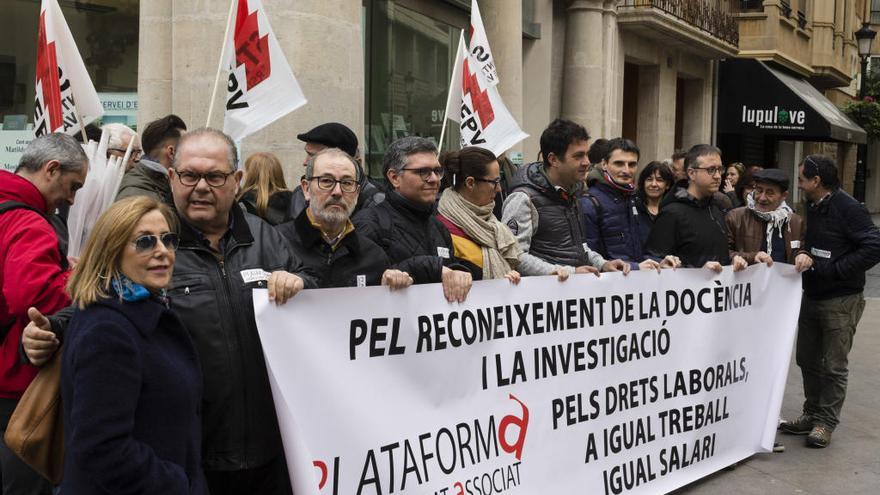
[438, 32, 464, 154]
[206, 0, 237, 127]
[70, 96, 88, 143]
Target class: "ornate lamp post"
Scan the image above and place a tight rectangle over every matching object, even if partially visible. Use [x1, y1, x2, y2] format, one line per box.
[853, 22, 876, 203]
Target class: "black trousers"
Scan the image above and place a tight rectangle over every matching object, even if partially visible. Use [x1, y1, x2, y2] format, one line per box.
[0, 399, 52, 495]
[206, 455, 293, 495]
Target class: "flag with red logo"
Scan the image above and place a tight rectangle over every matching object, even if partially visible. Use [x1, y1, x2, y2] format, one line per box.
[221, 0, 307, 141]
[468, 0, 499, 86]
[445, 33, 527, 156]
[34, 0, 103, 137]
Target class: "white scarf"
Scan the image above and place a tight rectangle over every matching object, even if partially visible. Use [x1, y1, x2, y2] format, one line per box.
[745, 191, 793, 257]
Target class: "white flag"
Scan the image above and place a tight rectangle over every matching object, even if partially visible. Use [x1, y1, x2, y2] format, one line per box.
[222, 0, 307, 141]
[468, 0, 499, 86]
[34, 0, 103, 137]
[446, 34, 527, 156]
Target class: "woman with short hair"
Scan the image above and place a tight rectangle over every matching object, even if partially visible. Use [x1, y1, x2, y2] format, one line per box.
[61, 196, 206, 494]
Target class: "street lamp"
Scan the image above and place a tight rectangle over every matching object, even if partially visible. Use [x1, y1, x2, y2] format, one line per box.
[854, 22, 876, 203]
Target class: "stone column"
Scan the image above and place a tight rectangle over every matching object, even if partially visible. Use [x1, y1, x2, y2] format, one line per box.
[562, 0, 605, 137]
[137, 0, 173, 129]
[480, 0, 523, 154]
[636, 57, 677, 161]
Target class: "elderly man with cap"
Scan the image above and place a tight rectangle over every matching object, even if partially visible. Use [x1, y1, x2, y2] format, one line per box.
[289, 122, 384, 218]
[725, 168, 804, 266]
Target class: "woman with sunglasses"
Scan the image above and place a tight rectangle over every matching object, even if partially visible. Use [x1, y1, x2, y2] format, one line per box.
[437, 147, 521, 283]
[61, 196, 206, 494]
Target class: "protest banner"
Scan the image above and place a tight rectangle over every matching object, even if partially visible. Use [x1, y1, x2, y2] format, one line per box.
[443, 35, 528, 157]
[210, 0, 307, 141]
[34, 0, 103, 139]
[255, 265, 801, 495]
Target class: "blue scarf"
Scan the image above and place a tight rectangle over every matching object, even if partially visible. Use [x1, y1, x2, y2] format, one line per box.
[111, 275, 153, 302]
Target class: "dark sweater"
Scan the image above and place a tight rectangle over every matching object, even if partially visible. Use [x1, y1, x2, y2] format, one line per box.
[61, 296, 206, 494]
[646, 186, 730, 268]
[803, 189, 880, 300]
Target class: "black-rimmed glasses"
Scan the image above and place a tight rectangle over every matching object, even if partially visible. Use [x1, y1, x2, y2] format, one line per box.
[401, 167, 445, 180]
[174, 170, 235, 187]
[307, 176, 360, 193]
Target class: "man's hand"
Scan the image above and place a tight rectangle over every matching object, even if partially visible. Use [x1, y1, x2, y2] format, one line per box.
[441, 267, 472, 303]
[601, 259, 631, 275]
[267, 271, 305, 305]
[754, 251, 773, 266]
[22, 307, 59, 367]
[575, 265, 600, 277]
[505, 270, 521, 285]
[66, 255, 80, 269]
[659, 255, 681, 269]
[703, 261, 723, 273]
[381, 269, 413, 290]
[552, 268, 571, 282]
[732, 255, 748, 272]
[638, 259, 661, 273]
[795, 253, 813, 273]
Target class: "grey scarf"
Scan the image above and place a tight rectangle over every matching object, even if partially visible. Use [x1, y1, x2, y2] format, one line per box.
[746, 192, 793, 257]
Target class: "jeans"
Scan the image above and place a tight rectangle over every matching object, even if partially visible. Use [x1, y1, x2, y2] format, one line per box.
[796, 292, 865, 429]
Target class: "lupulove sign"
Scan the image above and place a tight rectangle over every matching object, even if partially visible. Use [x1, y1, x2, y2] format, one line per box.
[255, 265, 801, 495]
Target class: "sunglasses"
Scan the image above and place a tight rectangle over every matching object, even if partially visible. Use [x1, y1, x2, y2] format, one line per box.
[132, 232, 180, 254]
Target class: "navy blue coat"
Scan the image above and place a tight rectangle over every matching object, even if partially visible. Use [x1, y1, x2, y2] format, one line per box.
[61, 296, 206, 494]
[580, 179, 647, 269]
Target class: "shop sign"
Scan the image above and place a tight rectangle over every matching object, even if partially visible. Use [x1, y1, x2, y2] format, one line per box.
[741, 105, 806, 131]
[0, 131, 35, 171]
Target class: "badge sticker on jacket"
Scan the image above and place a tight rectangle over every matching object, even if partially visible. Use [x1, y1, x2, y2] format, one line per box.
[810, 247, 831, 259]
[356, 275, 366, 287]
[790, 240, 801, 249]
[241, 268, 271, 283]
[437, 247, 450, 259]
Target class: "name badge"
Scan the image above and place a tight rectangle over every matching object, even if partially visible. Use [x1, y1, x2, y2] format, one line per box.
[632, 206, 639, 216]
[240, 268, 270, 283]
[356, 275, 367, 288]
[437, 247, 450, 259]
[790, 240, 801, 249]
[810, 247, 831, 259]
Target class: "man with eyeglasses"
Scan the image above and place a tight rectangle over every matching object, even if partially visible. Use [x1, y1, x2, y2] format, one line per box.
[778, 155, 880, 448]
[103, 122, 142, 171]
[646, 144, 748, 272]
[0, 133, 88, 495]
[502, 119, 629, 278]
[23, 128, 314, 495]
[277, 148, 412, 289]
[354, 136, 473, 303]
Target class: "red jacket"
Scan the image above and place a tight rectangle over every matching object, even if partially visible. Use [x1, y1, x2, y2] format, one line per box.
[0, 170, 71, 399]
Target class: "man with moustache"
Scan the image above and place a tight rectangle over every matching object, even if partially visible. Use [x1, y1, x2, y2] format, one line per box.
[354, 136, 472, 302]
[277, 148, 412, 289]
[646, 144, 747, 272]
[501, 119, 629, 277]
[581, 137, 678, 271]
[725, 168, 804, 266]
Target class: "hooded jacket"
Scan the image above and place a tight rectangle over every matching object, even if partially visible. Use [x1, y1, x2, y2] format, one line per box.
[580, 172, 645, 270]
[0, 171, 70, 399]
[116, 158, 173, 205]
[802, 189, 880, 300]
[239, 190, 296, 226]
[646, 184, 730, 268]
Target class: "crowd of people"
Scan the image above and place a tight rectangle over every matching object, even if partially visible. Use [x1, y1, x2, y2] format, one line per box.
[1, 114, 879, 494]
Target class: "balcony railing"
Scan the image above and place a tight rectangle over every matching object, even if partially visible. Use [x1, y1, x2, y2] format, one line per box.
[618, 0, 739, 46]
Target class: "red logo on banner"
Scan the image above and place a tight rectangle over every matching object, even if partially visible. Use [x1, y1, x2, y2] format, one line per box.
[462, 58, 495, 127]
[234, 0, 271, 90]
[35, 11, 62, 134]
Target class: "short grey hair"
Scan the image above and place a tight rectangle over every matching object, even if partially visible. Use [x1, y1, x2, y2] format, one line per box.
[16, 133, 88, 174]
[382, 136, 438, 179]
[305, 148, 358, 179]
[172, 127, 239, 171]
[102, 123, 137, 150]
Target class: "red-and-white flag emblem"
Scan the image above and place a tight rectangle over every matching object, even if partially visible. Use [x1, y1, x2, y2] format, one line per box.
[222, 0, 307, 141]
[445, 33, 527, 156]
[34, 0, 103, 137]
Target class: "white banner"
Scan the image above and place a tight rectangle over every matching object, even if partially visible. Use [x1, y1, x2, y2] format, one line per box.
[34, 0, 103, 137]
[468, 0, 498, 87]
[445, 35, 527, 156]
[255, 265, 801, 495]
[222, 0, 307, 141]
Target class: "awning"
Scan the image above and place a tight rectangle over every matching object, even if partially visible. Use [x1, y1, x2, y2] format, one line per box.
[717, 59, 866, 144]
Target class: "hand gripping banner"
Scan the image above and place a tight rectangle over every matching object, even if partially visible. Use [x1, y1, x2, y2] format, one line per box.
[255, 265, 801, 495]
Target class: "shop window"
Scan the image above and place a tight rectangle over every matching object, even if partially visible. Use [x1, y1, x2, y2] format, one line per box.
[873, 0, 880, 25]
[0, 0, 138, 169]
[364, 0, 462, 178]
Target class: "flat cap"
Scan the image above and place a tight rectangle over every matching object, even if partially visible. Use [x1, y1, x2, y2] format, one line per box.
[752, 168, 789, 192]
[296, 122, 358, 157]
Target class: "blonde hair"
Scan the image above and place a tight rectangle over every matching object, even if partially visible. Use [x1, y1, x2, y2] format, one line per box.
[238, 152, 288, 217]
[67, 196, 178, 309]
